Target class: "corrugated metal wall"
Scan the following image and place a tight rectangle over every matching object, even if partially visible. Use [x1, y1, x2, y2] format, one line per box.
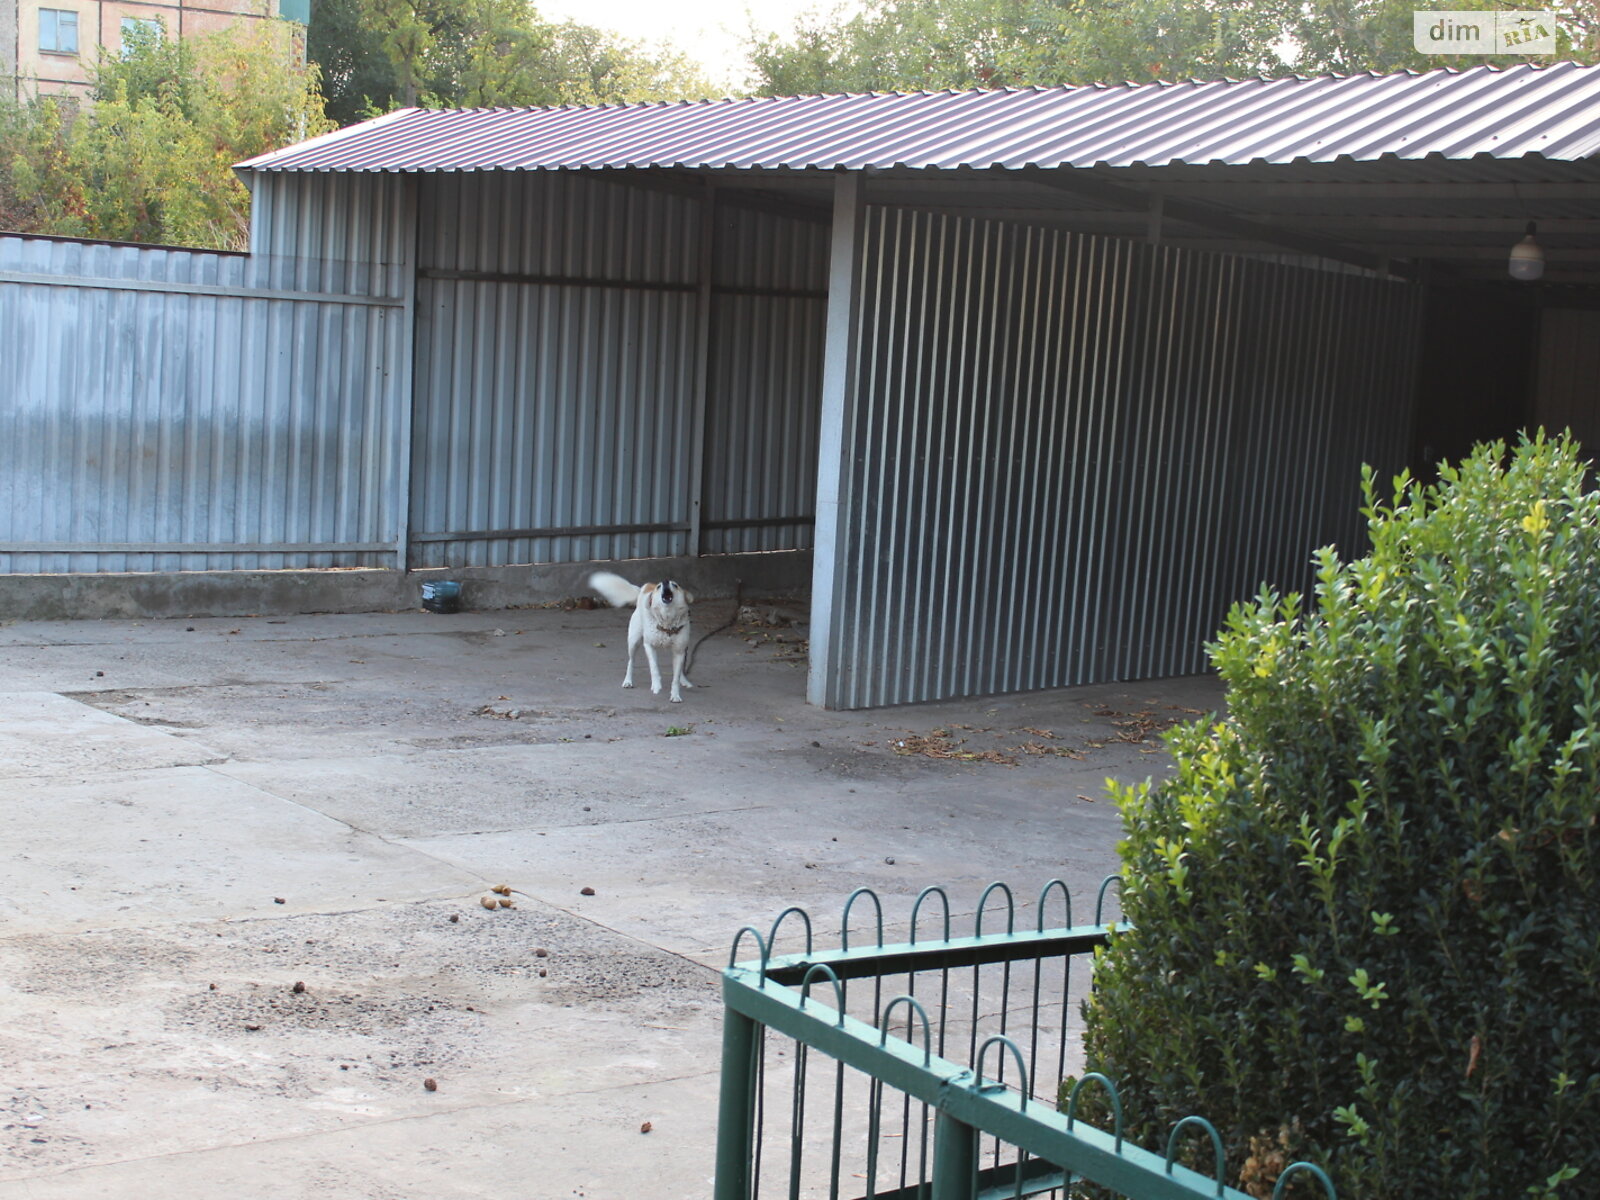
[2, 169, 820, 578]
[0, 220, 410, 574]
[701, 203, 829, 555]
[821, 207, 1421, 709]
[1535, 308, 1600, 452]
[248, 170, 414, 296]
[409, 173, 825, 568]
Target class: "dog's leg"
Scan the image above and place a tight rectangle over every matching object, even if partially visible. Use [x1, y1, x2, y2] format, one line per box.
[644, 642, 665, 695]
[668, 645, 688, 703]
[622, 619, 639, 689]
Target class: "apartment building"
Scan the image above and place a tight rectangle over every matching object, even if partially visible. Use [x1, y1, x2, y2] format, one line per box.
[2, 0, 308, 99]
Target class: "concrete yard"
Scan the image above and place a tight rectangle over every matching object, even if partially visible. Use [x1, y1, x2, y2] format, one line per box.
[0, 595, 1221, 1199]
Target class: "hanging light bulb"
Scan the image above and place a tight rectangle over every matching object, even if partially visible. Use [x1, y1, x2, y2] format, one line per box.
[1509, 221, 1544, 282]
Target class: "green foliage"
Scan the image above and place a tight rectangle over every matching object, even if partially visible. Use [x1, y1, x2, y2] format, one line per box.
[307, 0, 404, 124]
[2, 1, 717, 246]
[1078, 434, 1600, 1199]
[1, 20, 331, 248]
[747, 0, 1040, 94]
[0, 95, 88, 234]
[309, 0, 718, 125]
[745, 0, 1600, 95]
[537, 23, 719, 106]
[92, 20, 200, 114]
[1285, 0, 1598, 74]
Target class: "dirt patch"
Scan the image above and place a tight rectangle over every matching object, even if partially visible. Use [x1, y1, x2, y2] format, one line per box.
[76, 682, 613, 756]
[201, 899, 712, 1000]
[169, 984, 472, 1043]
[10, 932, 199, 995]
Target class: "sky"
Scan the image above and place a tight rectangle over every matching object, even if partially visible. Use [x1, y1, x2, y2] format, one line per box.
[532, 0, 840, 92]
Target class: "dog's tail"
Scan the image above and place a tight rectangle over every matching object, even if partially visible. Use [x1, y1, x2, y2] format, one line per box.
[588, 571, 640, 608]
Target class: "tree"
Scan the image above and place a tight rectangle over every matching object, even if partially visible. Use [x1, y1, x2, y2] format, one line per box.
[0, 95, 87, 235]
[1285, 0, 1598, 74]
[308, 0, 718, 125]
[306, 0, 400, 124]
[1078, 434, 1600, 1198]
[0, 19, 332, 248]
[744, 0, 1310, 94]
[743, 0, 1600, 96]
[532, 22, 718, 105]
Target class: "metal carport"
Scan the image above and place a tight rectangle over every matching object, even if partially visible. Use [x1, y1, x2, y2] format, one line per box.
[234, 62, 1600, 709]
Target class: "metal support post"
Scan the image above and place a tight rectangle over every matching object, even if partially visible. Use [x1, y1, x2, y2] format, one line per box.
[687, 182, 716, 558]
[931, 1107, 980, 1200]
[807, 169, 866, 708]
[713, 1007, 761, 1200]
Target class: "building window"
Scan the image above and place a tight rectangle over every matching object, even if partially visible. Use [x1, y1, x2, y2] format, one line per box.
[121, 16, 164, 52]
[39, 8, 80, 55]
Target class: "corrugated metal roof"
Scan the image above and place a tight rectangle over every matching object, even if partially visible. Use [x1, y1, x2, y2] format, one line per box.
[238, 63, 1600, 174]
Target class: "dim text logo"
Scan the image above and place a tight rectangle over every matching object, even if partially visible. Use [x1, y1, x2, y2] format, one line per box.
[1413, 10, 1558, 54]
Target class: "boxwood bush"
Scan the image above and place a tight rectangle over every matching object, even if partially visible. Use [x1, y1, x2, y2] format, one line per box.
[1080, 435, 1600, 1199]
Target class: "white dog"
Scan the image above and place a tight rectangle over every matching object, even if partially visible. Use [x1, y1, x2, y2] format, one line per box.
[588, 572, 695, 702]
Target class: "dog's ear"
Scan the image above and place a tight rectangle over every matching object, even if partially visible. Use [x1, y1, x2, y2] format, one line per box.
[679, 588, 695, 605]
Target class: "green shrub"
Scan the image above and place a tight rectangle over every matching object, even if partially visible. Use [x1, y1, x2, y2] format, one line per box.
[1080, 435, 1600, 1199]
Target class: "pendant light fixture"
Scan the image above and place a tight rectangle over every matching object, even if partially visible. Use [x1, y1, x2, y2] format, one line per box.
[1509, 221, 1545, 281]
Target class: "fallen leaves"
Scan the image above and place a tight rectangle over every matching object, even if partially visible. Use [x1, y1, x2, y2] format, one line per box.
[891, 729, 1019, 766]
[736, 603, 810, 665]
[1019, 741, 1086, 761]
[474, 704, 523, 720]
[1103, 709, 1181, 743]
[885, 706, 1194, 769]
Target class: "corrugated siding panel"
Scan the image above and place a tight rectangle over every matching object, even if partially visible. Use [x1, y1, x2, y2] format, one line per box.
[409, 174, 825, 567]
[410, 275, 698, 566]
[0, 232, 407, 574]
[420, 171, 699, 281]
[409, 173, 701, 567]
[823, 208, 1420, 709]
[1534, 308, 1600, 452]
[702, 203, 828, 555]
[248, 170, 413, 296]
[712, 203, 830, 293]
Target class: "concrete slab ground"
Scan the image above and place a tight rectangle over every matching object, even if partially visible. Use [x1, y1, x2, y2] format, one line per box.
[0, 595, 1223, 1199]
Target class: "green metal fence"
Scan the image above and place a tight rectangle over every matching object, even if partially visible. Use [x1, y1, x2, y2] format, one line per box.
[714, 881, 1336, 1200]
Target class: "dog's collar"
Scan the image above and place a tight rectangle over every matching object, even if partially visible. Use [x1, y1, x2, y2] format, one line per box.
[658, 624, 684, 636]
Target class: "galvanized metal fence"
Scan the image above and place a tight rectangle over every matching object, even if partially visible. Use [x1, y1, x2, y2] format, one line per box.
[407, 173, 826, 569]
[0, 233, 408, 574]
[716, 882, 1337, 1200]
[2, 173, 826, 578]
